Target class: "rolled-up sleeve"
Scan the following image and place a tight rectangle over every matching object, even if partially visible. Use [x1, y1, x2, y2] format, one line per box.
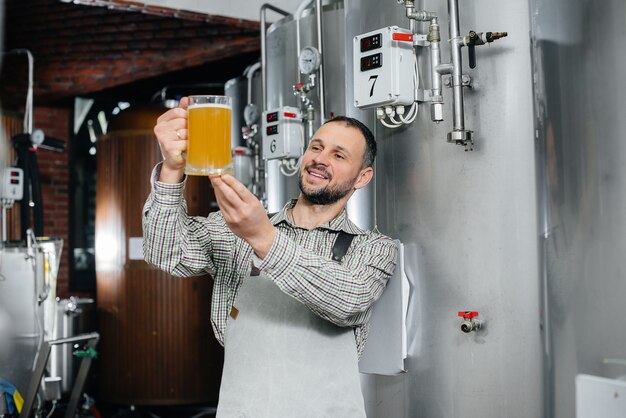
[142, 164, 232, 277]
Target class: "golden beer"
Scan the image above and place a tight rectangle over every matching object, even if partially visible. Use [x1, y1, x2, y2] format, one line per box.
[185, 96, 233, 176]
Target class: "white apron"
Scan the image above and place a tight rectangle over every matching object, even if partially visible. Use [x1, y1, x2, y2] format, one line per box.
[216, 272, 366, 418]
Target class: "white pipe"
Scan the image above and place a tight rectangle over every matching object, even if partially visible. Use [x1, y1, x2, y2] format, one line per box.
[315, 0, 326, 123]
[245, 62, 262, 104]
[5, 49, 34, 134]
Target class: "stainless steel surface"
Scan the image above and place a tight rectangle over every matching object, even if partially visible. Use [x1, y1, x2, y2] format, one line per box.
[343, 0, 542, 416]
[263, 1, 544, 415]
[224, 76, 248, 149]
[531, 0, 626, 417]
[260, 4, 290, 111]
[264, 0, 345, 212]
[48, 297, 95, 394]
[0, 246, 44, 394]
[19, 333, 99, 418]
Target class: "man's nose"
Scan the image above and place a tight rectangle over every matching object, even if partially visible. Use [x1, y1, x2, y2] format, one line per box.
[312, 150, 330, 166]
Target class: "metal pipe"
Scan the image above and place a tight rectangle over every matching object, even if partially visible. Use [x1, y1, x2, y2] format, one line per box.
[49, 332, 100, 346]
[245, 62, 262, 104]
[428, 18, 444, 122]
[404, 0, 436, 22]
[3, 49, 34, 134]
[20, 333, 100, 418]
[260, 4, 290, 111]
[447, 0, 465, 133]
[315, 0, 326, 123]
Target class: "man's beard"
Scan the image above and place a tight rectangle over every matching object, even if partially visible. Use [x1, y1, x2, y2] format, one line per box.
[298, 165, 357, 205]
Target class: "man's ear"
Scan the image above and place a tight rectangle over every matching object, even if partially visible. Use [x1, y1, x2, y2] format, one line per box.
[354, 167, 374, 190]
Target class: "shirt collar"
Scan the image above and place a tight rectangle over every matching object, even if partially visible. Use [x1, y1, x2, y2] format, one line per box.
[270, 199, 366, 235]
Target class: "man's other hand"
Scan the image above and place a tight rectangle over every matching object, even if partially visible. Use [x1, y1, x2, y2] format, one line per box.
[154, 97, 189, 183]
[210, 174, 276, 258]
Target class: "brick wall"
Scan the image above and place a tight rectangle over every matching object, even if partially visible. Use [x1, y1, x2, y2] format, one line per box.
[1, 0, 260, 107]
[34, 107, 72, 297]
[1, 0, 260, 298]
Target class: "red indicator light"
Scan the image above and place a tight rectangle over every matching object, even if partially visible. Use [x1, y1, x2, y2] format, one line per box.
[266, 112, 279, 123]
[392, 33, 413, 42]
[283, 112, 297, 118]
[11, 179, 19, 184]
[234, 149, 246, 155]
[10, 171, 19, 177]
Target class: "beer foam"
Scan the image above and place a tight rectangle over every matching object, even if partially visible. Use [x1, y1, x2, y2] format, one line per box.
[188, 103, 232, 110]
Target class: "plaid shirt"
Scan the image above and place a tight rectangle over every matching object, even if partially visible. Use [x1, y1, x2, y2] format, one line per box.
[142, 165, 398, 357]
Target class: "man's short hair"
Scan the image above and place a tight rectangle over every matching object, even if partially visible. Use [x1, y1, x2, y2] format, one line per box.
[324, 116, 376, 167]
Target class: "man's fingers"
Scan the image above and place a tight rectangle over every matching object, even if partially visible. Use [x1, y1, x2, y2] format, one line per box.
[156, 107, 187, 125]
[179, 96, 189, 109]
[172, 128, 187, 141]
[210, 176, 242, 210]
[220, 174, 254, 201]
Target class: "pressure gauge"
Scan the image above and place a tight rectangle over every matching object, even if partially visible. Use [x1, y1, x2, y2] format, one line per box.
[244, 103, 260, 126]
[298, 46, 321, 75]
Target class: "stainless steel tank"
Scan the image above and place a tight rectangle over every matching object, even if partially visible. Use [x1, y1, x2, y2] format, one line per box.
[225, 64, 263, 195]
[264, 0, 346, 212]
[266, 0, 544, 416]
[344, 1, 543, 417]
[225, 75, 249, 150]
[262, 0, 626, 415]
[48, 297, 95, 394]
[531, 0, 626, 417]
[0, 245, 45, 395]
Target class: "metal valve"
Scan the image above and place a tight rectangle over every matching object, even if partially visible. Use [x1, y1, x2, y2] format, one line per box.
[464, 30, 508, 69]
[458, 311, 483, 333]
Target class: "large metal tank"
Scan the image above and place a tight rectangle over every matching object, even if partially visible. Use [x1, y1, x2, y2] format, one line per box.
[0, 245, 44, 395]
[346, 1, 543, 417]
[96, 105, 223, 405]
[264, 0, 347, 212]
[266, 0, 543, 416]
[531, 0, 626, 417]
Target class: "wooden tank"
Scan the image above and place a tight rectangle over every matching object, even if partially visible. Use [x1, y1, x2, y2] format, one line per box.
[95, 105, 223, 405]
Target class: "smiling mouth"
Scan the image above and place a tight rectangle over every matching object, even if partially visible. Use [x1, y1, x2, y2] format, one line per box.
[305, 166, 330, 181]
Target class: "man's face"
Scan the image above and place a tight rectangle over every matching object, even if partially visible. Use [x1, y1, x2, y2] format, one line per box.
[298, 122, 371, 205]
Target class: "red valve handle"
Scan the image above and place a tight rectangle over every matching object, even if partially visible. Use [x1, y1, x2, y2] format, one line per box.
[295, 82, 305, 89]
[458, 311, 479, 319]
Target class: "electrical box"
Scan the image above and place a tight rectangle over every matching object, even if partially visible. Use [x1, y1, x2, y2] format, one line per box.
[353, 26, 416, 109]
[1, 167, 24, 200]
[262, 107, 304, 160]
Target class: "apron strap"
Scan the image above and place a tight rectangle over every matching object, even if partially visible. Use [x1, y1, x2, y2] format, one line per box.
[331, 231, 355, 262]
[268, 212, 355, 263]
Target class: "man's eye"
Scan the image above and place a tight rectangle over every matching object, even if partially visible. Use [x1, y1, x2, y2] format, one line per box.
[311, 146, 321, 151]
[335, 154, 344, 160]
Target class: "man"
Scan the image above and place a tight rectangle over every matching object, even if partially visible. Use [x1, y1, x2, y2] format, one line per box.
[143, 97, 397, 417]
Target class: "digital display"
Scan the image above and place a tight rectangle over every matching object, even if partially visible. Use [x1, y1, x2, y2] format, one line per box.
[266, 111, 279, 123]
[266, 125, 279, 136]
[360, 33, 382, 52]
[360, 53, 382, 72]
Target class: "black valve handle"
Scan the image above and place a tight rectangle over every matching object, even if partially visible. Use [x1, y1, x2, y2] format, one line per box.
[467, 30, 478, 69]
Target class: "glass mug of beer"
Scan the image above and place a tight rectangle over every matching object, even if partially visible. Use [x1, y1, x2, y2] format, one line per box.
[185, 95, 233, 176]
